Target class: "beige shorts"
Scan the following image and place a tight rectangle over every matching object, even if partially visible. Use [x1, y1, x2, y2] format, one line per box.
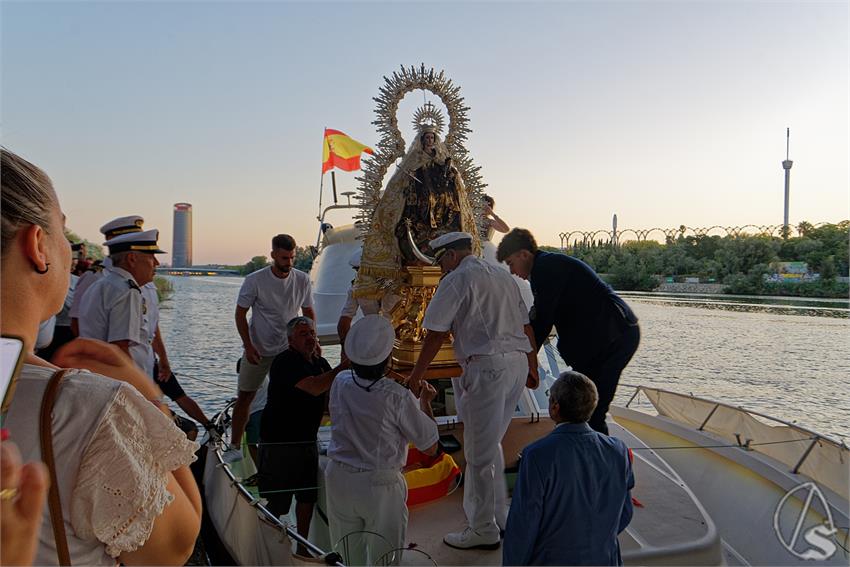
[237, 354, 276, 392]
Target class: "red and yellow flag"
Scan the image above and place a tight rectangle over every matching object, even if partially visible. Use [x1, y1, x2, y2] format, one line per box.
[322, 128, 373, 174]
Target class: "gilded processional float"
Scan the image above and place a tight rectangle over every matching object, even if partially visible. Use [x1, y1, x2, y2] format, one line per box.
[352, 65, 489, 371]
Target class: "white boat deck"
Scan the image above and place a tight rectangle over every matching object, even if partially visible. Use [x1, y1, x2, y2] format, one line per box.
[394, 417, 720, 565]
[207, 389, 849, 566]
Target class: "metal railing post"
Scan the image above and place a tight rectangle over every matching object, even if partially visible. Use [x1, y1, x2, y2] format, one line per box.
[698, 404, 720, 431]
[792, 436, 820, 474]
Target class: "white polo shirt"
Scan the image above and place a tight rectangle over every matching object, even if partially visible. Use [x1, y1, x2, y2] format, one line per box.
[77, 266, 154, 376]
[237, 266, 313, 357]
[423, 255, 531, 361]
[328, 371, 438, 471]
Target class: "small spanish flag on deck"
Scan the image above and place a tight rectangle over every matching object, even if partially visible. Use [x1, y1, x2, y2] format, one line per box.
[322, 128, 373, 174]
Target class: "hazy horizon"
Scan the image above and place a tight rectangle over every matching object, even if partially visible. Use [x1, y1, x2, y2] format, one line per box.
[3, 1, 848, 265]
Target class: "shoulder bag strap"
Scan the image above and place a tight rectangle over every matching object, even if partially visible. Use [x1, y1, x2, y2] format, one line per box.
[39, 368, 73, 566]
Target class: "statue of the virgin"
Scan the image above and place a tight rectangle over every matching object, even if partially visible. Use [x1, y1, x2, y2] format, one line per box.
[354, 112, 479, 300]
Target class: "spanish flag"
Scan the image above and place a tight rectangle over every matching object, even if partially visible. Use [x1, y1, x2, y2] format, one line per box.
[322, 128, 374, 174]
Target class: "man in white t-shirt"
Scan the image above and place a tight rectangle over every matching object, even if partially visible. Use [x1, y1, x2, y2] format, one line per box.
[407, 232, 539, 551]
[225, 234, 314, 462]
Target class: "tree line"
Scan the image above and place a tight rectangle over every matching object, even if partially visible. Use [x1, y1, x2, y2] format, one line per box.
[229, 222, 847, 298]
[236, 246, 316, 276]
[546, 221, 849, 297]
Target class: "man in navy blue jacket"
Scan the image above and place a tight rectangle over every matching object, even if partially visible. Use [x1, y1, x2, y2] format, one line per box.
[503, 371, 634, 565]
[497, 228, 640, 434]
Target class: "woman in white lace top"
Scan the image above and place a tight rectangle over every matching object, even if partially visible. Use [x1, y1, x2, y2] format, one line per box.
[0, 149, 202, 566]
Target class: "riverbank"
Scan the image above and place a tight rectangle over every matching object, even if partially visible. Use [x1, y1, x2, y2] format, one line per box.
[610, 278, 850, 299]
[655, 282, 724, 294]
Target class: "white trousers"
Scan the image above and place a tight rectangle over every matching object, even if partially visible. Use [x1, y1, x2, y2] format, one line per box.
[325, 460, 407, 566]
[452, 351, 527, 537]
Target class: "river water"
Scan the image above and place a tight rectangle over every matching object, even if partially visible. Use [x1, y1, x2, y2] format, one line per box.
[157, 276, 849, 441]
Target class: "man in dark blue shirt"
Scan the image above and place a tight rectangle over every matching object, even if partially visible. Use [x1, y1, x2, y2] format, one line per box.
[258, 316, 349, 553]
[497, 228, 640, 434]
[503, 371, 634, 565]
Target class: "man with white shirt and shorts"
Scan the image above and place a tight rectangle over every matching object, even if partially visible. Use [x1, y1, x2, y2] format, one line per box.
[407, 232, 539, 551]
[225, 234, 314, 462]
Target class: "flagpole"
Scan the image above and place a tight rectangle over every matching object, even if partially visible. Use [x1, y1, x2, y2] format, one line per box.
[318, 127, 326, 220]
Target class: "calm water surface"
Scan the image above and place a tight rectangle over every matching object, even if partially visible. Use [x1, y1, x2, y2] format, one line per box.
[158, 277, 849, 441]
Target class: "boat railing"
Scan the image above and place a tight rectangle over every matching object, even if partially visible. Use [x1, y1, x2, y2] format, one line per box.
[206, 401, 345, 566]
[314, 196, 359, 251]
[618, 384, 849, 501]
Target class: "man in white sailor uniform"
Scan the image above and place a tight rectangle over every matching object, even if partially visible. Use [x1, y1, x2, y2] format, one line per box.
[77, 229, 210, 432]
[78, 228, 164, 375]
[70, 215, 145, 336]
[407, 231, 539, 551]
[326, 315, 439, 565]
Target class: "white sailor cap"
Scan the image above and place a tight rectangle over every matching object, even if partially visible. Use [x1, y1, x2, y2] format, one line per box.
[344, 314, 395, 366]
[428, 231, 473, 264]
[349, 249, 362, 269]
[100, 215, 144, 243]
[105, 228, 166, 255]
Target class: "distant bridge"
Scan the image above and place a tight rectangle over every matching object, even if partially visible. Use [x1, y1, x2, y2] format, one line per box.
[156, 267, 240, 276]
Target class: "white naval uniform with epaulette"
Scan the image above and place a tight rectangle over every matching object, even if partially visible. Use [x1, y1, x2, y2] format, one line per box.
[422, 254, 532, 538]
[77, 266, 155, 377]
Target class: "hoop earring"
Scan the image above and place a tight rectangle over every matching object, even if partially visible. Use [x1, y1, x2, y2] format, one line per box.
[34, 263, 50, 274]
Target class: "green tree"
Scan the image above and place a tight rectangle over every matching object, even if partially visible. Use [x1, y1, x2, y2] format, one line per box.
[64, 228, 105, 260]
[294, 246, 315, 272]
[607, 251, 659, 291]
[819, 255, 837, 282]
[241, 255, 268, 275]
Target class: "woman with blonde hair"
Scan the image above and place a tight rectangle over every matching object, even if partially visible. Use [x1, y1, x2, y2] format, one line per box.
[1, 148, 201, 566]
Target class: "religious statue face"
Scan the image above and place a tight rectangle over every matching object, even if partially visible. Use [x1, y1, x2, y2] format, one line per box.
[421, 131, 436, 151]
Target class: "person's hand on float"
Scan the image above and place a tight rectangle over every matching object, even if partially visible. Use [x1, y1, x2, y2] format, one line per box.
[1, 440, 49, 567]
[53, 338, 162, 401]
[419, 381, 437, 404]
[406, 369, 424, 398]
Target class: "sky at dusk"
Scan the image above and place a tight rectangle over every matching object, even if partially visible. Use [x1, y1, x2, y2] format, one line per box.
[2, 1, 848, 265]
